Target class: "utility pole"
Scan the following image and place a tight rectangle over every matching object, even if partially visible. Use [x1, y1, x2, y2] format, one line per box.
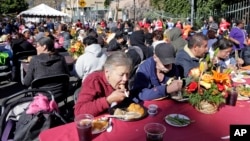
[134, 0, 136, 21]
[190, 0, 194, 26]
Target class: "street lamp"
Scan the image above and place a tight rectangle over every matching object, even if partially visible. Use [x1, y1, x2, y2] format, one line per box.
[133, 0, 136, 21]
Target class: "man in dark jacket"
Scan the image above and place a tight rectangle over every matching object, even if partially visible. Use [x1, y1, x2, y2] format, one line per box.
[107, 31, 126, 51]
[131, 43, 183, 101]
[129, 30, 153, 60]
[175, 33, 208, 77]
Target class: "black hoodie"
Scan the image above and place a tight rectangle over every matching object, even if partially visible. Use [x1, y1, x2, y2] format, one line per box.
[129, 30, 153, 60]
[23, 53, 69, 86]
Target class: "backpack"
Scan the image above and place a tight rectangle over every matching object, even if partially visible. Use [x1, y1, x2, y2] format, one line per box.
[0, 90, 67, 141]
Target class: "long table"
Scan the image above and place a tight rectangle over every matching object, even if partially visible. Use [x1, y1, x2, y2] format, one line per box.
[39, 98, 250, 141]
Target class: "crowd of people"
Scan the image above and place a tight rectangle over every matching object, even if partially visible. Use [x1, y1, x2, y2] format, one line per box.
[0, 15, 250, 117]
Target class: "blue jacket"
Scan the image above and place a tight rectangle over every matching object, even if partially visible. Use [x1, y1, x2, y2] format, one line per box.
[217, 57, 236, 71]
[131, 57, 181, 101]
[175, 46, 200, 77]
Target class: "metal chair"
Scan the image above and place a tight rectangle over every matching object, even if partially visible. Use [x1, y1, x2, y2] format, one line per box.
[31, 74, 70, 105]
[12, 50, 37, 82]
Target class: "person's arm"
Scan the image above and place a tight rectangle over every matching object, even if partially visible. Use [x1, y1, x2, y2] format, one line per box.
[229, 37, 240, 45]
[74, 55, 85, 78]
[74, 78, 110, 117]
[131, 64, 166, 101]
[23, 58, 35, 86]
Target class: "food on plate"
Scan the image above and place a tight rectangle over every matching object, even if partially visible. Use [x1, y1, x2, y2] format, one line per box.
[237, 94, 250, 100]
[113, 108, 126, 115]
[236, 85, 250, 97]
[112, 103, 145, 120]
[233, 78, 246, 83]
[92, 119, 108, 131]
[127, 103, 144, 116]
[166, 115, 191, 126]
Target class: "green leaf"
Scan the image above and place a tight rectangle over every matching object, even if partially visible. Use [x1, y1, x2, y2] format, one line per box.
[183, 76, 192, 86]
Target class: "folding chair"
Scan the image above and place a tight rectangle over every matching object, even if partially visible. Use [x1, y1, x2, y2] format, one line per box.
[31, 74, 70, 106]
[12, 50, 37, 82]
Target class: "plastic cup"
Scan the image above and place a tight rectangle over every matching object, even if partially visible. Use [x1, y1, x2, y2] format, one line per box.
[226, 89, 238, 106]
[144, 123, 166, 141]
[147, 104, 158, 116]
[75, 114, 94, 141]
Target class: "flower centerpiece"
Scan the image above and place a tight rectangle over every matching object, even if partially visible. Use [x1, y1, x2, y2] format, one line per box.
[68, 40, 84, 60]
[183, 53, 232, 114]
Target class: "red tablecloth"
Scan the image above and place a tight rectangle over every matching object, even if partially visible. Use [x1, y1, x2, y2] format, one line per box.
[39, 99, 250, 141]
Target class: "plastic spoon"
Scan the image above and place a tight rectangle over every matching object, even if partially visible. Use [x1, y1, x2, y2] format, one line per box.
[106, 118, 112, 132]
[177, 77, 182, 99]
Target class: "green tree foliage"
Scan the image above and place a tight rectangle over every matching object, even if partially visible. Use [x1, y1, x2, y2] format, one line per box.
[150, 0, 229, 19]
[104, 0, 111, 8]
[0, 0, 29, 14]
[150, 0, 190, 18]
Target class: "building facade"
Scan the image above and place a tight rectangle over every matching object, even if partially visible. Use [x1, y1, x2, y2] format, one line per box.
[109, 0, 151, 21]
[62, 0, 107, 22]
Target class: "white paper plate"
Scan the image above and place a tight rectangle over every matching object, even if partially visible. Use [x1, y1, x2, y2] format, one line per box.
[237, 95, 250, 101]
[165, 114, 190, 127]
[171, 96, 189, 102]
[232, 78, 246, 83]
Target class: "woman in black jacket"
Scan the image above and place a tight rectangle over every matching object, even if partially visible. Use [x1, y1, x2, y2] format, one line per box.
[23, 37, 69, 86]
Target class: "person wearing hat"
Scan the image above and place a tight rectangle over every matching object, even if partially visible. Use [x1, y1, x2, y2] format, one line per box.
[22, 28, 34, 44]
[175, 33, 208, 77]
[131, 42, 183, 101]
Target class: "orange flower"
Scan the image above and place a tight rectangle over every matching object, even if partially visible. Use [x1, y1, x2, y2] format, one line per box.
[212, 70, 229, 83]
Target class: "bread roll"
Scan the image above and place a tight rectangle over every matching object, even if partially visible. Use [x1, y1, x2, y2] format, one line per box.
[127, 103, 144, 116]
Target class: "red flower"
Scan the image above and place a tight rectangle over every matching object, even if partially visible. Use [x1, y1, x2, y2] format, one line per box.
[70, 47, 76, 53]
[187, 82, 198, 93]
[216, 83, 225, 91]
